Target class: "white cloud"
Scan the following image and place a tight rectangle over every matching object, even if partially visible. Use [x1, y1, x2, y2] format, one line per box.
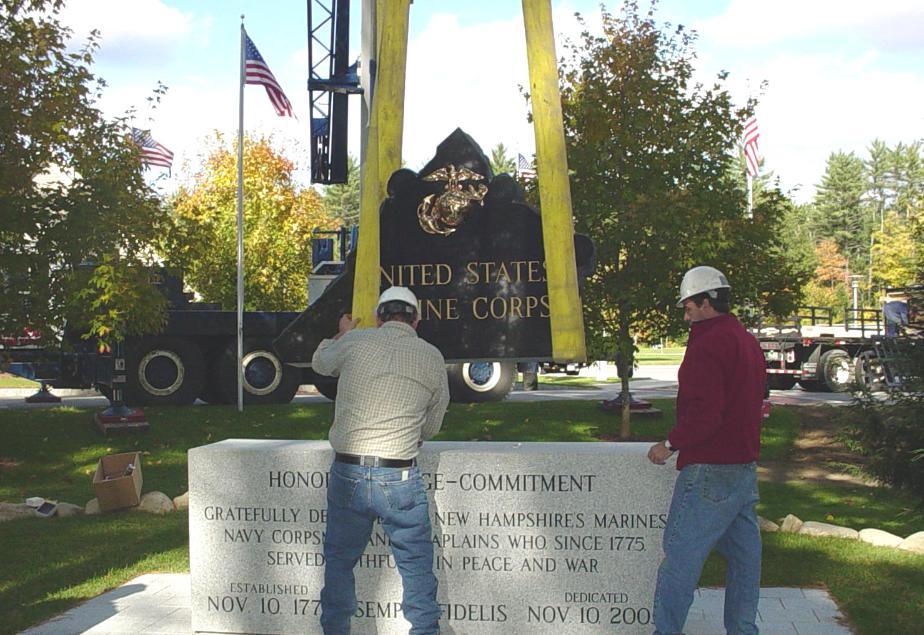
[61, 0, 197, 64]
[397, 2, 591, 171]
[686, 1, 924, 202]
[696, 0, 924, 50]
[749, 51, 924, 197]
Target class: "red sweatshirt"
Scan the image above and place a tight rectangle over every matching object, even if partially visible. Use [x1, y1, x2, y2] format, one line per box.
[669, 313, 766, 470]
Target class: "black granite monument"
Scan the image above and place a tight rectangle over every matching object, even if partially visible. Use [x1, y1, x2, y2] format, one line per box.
[274, 129, 595, 364]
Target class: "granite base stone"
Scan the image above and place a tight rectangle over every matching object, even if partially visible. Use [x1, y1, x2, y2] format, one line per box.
[20, 576, 855, 635]
[188, 440, 677, 634]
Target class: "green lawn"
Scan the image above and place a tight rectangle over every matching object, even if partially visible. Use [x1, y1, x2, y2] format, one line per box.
[0, 401, 921, 634]
[0, 372, 39, 388]
[636, 346, 685, 365]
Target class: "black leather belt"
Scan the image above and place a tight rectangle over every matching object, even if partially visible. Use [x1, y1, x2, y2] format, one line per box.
[335, 453, 416, 468]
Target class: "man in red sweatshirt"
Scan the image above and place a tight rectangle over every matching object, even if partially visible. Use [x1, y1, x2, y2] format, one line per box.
[648, 266, 766, 635]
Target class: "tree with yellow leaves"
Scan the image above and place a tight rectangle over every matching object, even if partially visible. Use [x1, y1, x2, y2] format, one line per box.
[163, 134, 335, 311]
[871, 213, 918, 289]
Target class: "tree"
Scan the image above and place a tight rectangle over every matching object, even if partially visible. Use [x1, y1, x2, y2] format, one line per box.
[0, 0, 169, 345]
[488, 143, 517, 177]
[163, 134, 334, 311]
[865, 139, 893, 233]
[813, 152, 869, 273]
[557, 2, 807, 437]
[891, 141, 923, 219]
[802, 239, 849, 314]
[321, 154, 360, 226]
[871, 214, 917, 289]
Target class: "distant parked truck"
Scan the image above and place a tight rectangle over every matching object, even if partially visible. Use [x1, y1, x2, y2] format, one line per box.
[751, 306, 885, 392]
[752, 287, 922, 392]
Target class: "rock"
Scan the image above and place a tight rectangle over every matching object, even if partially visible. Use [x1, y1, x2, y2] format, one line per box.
[0, 502, 35, 523]
[56, 502, 84, 518]
[173, 491, 189, 511]
[779, 514, 803, 533]
[758, 516, 779, 533]
[84, 498, 100, 515]
[137, 491, 174, 515]
[898, 531, 924, 554]
[858, 528, 903, 548]
[798, 521, 859, 540]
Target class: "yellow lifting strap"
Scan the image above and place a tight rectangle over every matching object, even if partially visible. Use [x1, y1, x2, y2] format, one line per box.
[523, 0, 586, 362]
[352, 0, 411, 327]
[353, 0, 586, 362]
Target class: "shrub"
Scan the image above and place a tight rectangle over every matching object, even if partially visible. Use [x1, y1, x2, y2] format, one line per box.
[846, 342, 924, 500]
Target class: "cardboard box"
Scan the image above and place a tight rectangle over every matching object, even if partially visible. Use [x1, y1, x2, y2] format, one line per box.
[93, 452, 143, 512]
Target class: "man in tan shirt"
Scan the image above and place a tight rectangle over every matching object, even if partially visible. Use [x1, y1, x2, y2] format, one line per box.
[312, 286, 449, 635]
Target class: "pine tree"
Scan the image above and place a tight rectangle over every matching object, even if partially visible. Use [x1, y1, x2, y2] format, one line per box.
[321, 155, 360, 226]
[813, 152, 869, 275]
[487, 143, 517, 177]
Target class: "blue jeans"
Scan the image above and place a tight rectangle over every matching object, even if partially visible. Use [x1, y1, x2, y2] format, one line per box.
[653, 462, 761, 635]
[320, 462, 439, 635]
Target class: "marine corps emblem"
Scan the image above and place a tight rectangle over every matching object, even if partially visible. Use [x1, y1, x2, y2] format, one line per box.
[417, 164, 488, 236]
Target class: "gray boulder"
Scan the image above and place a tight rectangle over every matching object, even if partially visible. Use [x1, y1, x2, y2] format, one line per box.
[779, 514, 803, 533]
[898, 531, 924, 554]
[758, 516, 779, 533]
[798, 521, 859, 540]
[858, 528, 902, 548]
[56, 502, 84, 518]
[173, 491, 189, 511]
[137, 491, 174, 515]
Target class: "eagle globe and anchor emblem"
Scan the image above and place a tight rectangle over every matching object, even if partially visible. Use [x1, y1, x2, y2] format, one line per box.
[416, 164, 488, 236]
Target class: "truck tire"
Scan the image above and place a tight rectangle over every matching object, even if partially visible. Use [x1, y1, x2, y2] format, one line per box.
[125, 336, 205, 406]
[767, 374, 796, 390]
[820, 349, 852, 392]
[854, 350, 884, 391]
[306, 369, 338, 401]
[447, 362, 516, 403]
[217, 339, 301, 405]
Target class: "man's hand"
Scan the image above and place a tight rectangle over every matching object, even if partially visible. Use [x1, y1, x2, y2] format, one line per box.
[334, 314, 360, 339]
[647, 441, 674, 465]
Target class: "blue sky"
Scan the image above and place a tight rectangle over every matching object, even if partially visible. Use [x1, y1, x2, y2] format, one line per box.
[61, 0, 924, 203]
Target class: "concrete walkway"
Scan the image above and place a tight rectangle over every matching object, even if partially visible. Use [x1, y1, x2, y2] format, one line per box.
[21, 573, 854, 635]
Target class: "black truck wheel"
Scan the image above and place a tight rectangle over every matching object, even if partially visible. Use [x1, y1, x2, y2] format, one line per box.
[125, 336, 205, 406]
[217, 339, 300, 405]
[767, 374, 797, 390]
[447, 362, 516, 403]
[854, 350, 885, 391]
[306, 369, 338, 401]
[820, 349, 852, 392]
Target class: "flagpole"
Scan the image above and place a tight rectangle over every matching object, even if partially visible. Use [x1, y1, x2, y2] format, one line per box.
[746, 174, 753, 219]
[236, 17, 246, 412]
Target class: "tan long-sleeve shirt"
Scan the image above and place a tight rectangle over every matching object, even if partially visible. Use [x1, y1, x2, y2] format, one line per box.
[311, 321, 450, 460]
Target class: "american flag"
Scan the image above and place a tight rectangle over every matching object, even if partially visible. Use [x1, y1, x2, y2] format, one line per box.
[131, 128, 174, 170]
[245, 33, 294, 118]
[517, 153, 537, 180]
[743, 116, 760, 177]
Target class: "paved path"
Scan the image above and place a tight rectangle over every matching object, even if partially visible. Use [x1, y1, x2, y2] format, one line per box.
[0, 364, 854, 410]
[20, 573, 854, 635]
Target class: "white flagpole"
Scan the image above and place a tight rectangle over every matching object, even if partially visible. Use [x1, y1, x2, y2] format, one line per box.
[236, 18, 246, 412]
[746, 173, 753, 219]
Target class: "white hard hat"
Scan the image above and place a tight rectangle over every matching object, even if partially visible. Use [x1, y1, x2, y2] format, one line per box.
[376, 286, 418, 313]
[677, 266, 730, 307]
